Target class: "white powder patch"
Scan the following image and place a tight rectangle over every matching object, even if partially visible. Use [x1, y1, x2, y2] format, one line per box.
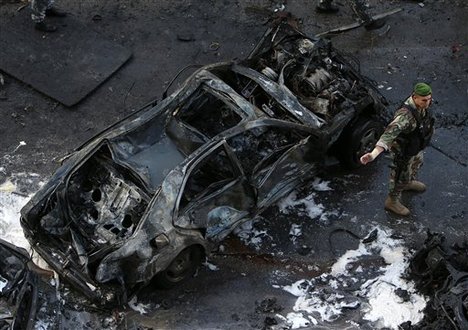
[311, 178, 332, 191]
[360, 243, 427, 328]
[283, 280, 309, 297]
[286, 312, 313, 329]
[0, 173, 52, 272]
[0, 179, 32, 250]
[330, 243, 371, 276]
[234, 218, 271, 250]
[279, 227, 427, 329]
[278, 191, 325, 220]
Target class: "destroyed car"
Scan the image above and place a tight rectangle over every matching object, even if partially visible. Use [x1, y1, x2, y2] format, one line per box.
[20, 21, 387, 305]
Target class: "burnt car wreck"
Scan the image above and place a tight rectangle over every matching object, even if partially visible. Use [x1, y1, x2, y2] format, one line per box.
[20, 22, 387, 306]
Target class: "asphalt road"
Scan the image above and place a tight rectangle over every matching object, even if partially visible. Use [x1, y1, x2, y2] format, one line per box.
[0, 0, 467, 329]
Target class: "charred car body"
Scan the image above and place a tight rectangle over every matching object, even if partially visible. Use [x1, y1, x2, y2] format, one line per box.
[21, 22, 387, 305]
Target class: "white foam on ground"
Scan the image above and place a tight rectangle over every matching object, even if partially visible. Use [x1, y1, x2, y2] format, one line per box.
[278, 191, 325, 220]
[234, 218, 272, 250]
[0, 173, 53, 271]
[277, 179, 335, 222]
[311, 178, 332, 191]
[280, 227, 427, 329]
[286, 312, 314, 328]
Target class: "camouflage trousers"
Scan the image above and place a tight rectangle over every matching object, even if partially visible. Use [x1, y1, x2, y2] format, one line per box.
[388, 150, 424, 197]
[31, 0, 55, 23]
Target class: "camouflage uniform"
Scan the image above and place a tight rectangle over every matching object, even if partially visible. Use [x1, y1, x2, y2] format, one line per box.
[31, 0, 55, 23]
[376, 96, 433, 198]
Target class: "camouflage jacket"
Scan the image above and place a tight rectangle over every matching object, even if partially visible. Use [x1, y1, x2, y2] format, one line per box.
[376, 96, 433, 154]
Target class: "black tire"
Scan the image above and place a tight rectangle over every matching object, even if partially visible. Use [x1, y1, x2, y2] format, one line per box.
[338, 117, 384, 169]
[155, 246, 203, 289]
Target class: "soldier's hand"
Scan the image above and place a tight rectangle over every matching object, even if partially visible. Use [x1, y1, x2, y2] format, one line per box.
[360, 146, 384, 165]
[360, 153, 374, 165]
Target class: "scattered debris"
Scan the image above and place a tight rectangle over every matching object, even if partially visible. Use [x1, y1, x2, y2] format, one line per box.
[273, 4, 286, 13]
[289, 224, 302, 243]
[209, 41, 220, 50]
[177, 33, 195, 42]
[203, 260, 220, 271]
[316, 8, 402, 37]
[255, 297, 283, 314]
[16, 3, 28, 12]
[12, 141, 26, 153]
[451, 43, 462, 54]
[408, 231, 468, 329]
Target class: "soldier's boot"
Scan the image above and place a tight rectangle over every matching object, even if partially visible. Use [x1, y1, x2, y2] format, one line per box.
[45, 7, 67, 17]
[384, 195, 410, 216]
[402, 180, 426, 192]
[35, 21, 57, 32]
[316, 1, 339, 13]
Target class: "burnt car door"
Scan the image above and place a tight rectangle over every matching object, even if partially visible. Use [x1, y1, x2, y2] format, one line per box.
[174, 141, 255, 241]
[226, 123, 323, 211]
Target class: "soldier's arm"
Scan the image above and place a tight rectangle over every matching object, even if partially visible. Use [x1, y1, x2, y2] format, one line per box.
[360, 110, 414, 165]
[377, 110, 414, 150]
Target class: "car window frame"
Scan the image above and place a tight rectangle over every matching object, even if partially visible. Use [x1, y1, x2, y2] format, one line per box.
[172, 85, 247, 139]
[173, 141, 243, 223]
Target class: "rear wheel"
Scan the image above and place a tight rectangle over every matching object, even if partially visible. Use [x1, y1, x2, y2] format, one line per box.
[155, 246, 203, 289]
[338, 117, 384, 169]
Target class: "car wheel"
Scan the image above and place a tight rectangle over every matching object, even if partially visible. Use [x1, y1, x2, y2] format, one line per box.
[338, 117, 384, 169]
[155, 246, 202, 289]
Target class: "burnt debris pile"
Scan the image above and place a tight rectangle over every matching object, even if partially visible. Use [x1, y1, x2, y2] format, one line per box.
[407, 231, 468, 329]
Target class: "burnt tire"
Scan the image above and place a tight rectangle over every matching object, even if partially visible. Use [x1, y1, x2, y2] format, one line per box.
[155, 246, 202, 289]
[338, 118, 384, 169]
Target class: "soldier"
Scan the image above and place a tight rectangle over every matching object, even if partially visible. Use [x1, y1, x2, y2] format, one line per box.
[360, 83, 434, 216]
[316, 0, 387, 30]
[31, 0, 66, 32]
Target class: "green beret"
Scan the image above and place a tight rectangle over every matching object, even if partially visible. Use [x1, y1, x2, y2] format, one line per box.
[413, 82, 432, 96]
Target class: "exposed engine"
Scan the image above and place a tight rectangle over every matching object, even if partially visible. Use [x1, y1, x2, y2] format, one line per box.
[37, 146, 150, 257]
[66, 151, 150, 247]
[252, 35, 365, 119]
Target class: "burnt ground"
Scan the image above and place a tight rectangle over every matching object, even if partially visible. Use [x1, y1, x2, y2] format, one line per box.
[0, 0, 467, 329]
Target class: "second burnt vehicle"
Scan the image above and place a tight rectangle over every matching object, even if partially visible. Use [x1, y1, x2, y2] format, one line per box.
[20, 21, 387, 305]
